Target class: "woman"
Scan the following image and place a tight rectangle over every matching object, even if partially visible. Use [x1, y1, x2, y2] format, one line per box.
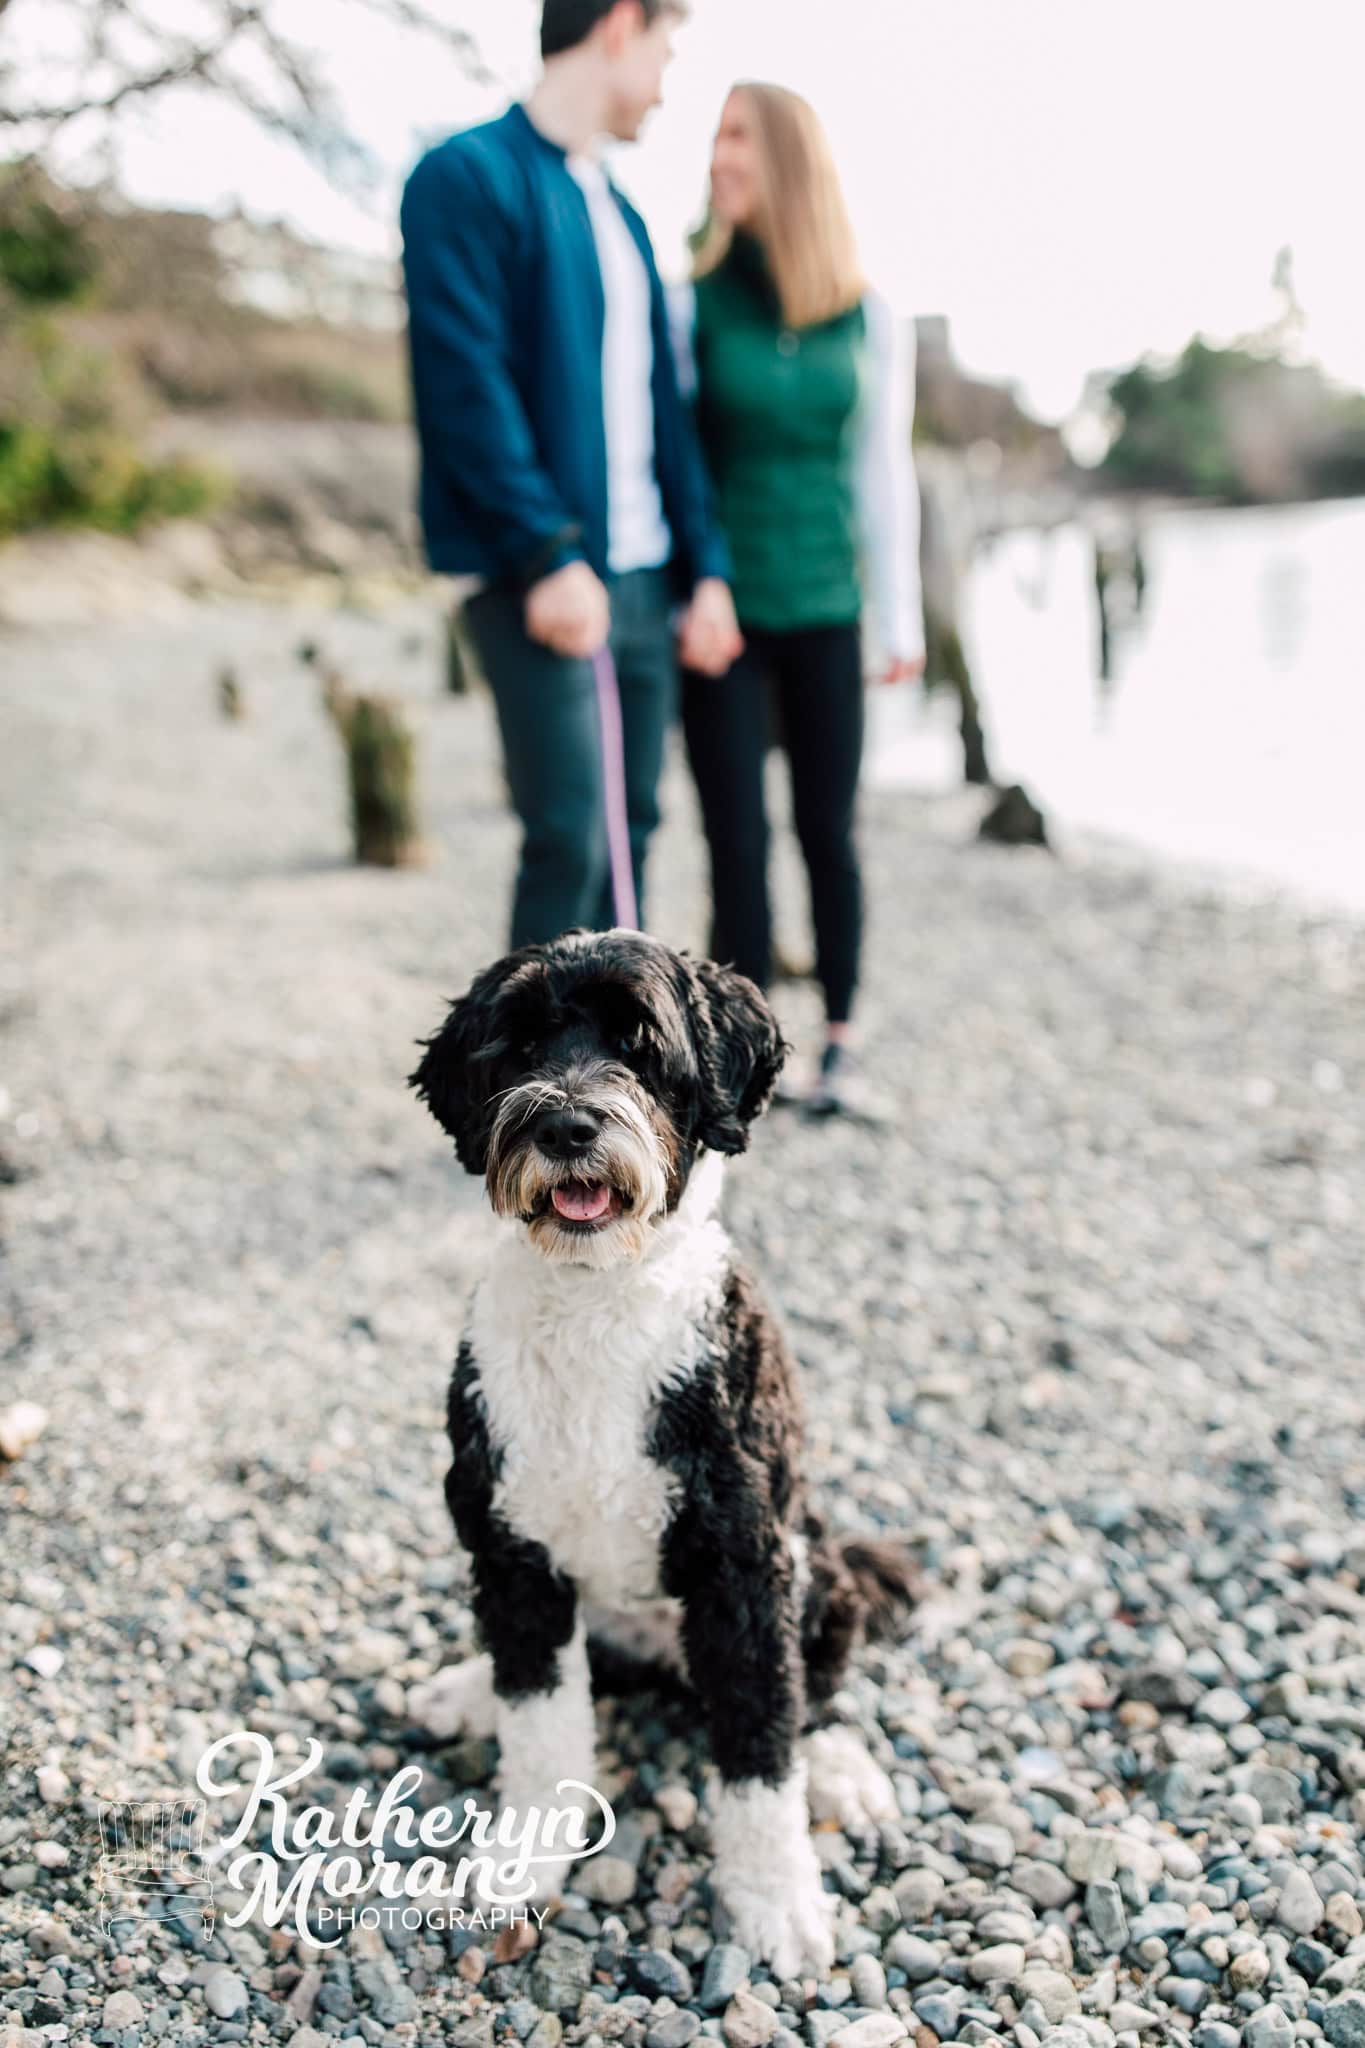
[674, 83, 924, 1118]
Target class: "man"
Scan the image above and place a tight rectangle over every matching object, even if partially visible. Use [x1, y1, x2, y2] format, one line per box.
[401, 0, 741, 947]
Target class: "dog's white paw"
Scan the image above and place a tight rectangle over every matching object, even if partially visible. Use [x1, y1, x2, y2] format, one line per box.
[802, 1725, 899, 1831]
[707, 1763, 837, 1980]
[711, 1853, 836, 1981]
[407, 1653, 496, 1740]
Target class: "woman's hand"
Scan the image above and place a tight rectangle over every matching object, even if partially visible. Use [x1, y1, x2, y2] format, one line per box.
[876, 655, 925, 687]
[679, 579, 744, 677]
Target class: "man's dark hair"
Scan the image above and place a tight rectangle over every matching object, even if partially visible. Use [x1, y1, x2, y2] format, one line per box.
[541, 0, 685, 59]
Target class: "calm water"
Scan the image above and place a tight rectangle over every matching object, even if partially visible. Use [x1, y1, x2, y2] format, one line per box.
[867, 498, 1365, 914]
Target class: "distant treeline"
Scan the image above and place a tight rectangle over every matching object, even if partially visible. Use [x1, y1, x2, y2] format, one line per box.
[1100, 337, 1365, 505]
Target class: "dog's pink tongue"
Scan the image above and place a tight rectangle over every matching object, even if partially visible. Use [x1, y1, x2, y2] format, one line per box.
[552, 1182, 612, 1222]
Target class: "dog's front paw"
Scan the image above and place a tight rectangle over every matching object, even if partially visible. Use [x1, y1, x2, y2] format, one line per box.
[407, 1652, 496, 1740]
[802, 1725, 898, 1831]
[711, 1852, 835, 1981]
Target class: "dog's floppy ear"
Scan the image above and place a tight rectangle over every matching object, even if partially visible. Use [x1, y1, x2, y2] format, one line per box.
[409, 958, 514, 1175]
[684, 955, 789, 1155]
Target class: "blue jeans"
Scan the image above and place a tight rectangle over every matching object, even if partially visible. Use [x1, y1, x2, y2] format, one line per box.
[463, 567, 677, 949]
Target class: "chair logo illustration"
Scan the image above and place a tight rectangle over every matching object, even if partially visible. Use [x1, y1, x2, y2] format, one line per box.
[96, 1800, 216, 1938]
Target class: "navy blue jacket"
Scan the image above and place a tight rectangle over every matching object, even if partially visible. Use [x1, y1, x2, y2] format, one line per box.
[400, 104, 730, 595]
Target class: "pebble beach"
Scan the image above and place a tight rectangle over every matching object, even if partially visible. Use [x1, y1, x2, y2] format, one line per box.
[2, 595, 1364, 2048]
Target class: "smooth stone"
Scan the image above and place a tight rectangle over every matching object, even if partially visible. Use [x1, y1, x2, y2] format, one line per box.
[1086, 1882, 1128, 1955]
[1065, 1836, 1120, 1886]
[1197, 1690, 1252, 1728]
[1243, 2008, 1296, 2048]
[914, 1993, 966, 2039]
[1165, 1981, 1211, 2017]
[894, 1871, 946, 1922]
[1015, 1970, 1079, 2023]
[655, 1785, 700, 1833]
[530, 1937, 595, 2016]
[576, 1856, 639, 1906]
[703, 1947, 754, 2012]
[648, 2017, 703, 2048]
[1012, 1863, 1077, 1911]
[827, 2019, 908, 2048]
[203, 1971, 248, 2020]
[886, 1936, 945, 1984]
[962, 1827, 1016, 1873]
[103, 1994, 145, 2030]
[1192, 2027, 1241, 2048]
[965, 1946, 1025, 1987]
[1324, 1998, 1365, 2048]
[723, 1991, 779, 2048]
[627, 1950, 695, 2003]
[851, 1958, 888, 2010]
[1279, 1872, 1326, 1936]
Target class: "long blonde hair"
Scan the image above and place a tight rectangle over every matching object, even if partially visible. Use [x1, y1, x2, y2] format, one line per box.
[693, 82, 865, 331]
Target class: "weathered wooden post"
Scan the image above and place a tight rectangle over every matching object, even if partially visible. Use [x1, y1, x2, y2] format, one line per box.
[917, 447, 992, 786]
[324, 678, 425, 868]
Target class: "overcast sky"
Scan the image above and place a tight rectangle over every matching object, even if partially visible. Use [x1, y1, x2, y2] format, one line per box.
[56, 0, 1365, 421]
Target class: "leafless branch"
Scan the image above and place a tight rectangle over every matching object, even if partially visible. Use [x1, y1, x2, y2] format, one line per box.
[0, 0, 486, 183]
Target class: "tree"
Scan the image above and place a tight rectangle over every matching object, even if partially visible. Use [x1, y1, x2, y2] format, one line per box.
[0, 0, 486, 193]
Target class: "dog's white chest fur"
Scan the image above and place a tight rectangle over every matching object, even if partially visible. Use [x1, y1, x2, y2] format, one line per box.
[467, 1154, 730, 1608]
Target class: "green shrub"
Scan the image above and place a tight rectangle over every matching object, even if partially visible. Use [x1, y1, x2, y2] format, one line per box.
[0, 420, 219, 536]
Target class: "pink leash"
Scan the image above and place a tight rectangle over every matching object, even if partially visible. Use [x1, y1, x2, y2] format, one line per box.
[591, 645, 638, 929]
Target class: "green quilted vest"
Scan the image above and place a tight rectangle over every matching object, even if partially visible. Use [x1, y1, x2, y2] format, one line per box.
[693, 232, 867, 632]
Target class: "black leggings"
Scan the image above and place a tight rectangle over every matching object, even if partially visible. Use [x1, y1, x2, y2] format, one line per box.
[681, 620, 864, 1026]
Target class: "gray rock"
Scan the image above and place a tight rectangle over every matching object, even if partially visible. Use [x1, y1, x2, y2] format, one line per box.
[964, 1945, 1025, 1987]
[703, 1947, 754, 2012]
[1015, 1969, 1080, 2023]
[723, 1990, 780, 2048]
[1086, 1881, 1128, 1954]
[913, 1994, 965, 2039]
[530, 1937, 595, 2016]
[1324, 1996, 1365, 2048]
[648, 2017, 703, 2048]
[627, 1950, 695, 2002]
[1197, 1689, 1252, 1728]
[962, 1826, 1016, 1873]
[1127, 1904, 1189, 1947]
[1278, 1870, 1325, 1935]
[1012, 1862, 1077, 1911]
[1243, 2007, 1296, 2048]
[1066, 1834, 1120, 1885]
[886, 1934, 945, 1983]
[203, 1971, 247, 2021]
[103, 1992, 146, 2030]
[1192, 2027, 1241, 2048]
[827, 2020, 907, 2048]
[850, 1958, 888, 2010]
[893, 1871, 946, 1922]
[576, 1855, 639, 1905]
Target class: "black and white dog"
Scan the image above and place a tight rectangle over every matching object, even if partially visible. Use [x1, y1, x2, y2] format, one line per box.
[408, 929, 916, 1979]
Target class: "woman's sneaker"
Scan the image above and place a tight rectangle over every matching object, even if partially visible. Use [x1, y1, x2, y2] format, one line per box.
[805, 1042, 891, 1126]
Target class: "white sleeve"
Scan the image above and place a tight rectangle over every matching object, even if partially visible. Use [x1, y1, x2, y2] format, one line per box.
[666, 280, 699, 403]
[857, 289, 925, 666]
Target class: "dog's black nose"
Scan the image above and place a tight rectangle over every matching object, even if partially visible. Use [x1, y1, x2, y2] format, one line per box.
[535, 1106, 601, 1159]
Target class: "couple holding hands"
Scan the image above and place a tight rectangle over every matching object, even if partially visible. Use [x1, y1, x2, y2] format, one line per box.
[401, 0, 923, 1117]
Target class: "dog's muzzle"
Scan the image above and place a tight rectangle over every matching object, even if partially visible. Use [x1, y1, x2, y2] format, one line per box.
[485, 1070, 671, 1265]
